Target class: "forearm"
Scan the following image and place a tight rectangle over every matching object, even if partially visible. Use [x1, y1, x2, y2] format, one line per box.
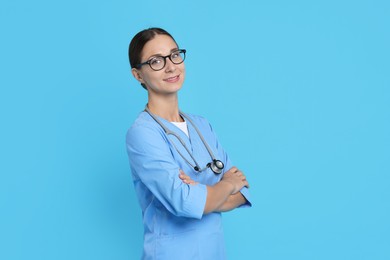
[204, 181, 234, 214]
[216, 192, 247, 212]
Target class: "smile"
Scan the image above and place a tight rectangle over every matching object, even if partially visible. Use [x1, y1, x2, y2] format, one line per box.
[163, 75, 180, 83]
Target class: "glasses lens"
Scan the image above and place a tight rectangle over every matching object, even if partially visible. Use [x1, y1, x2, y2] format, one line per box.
[149, 57, 165, 70]
[170, 50, 185, 64]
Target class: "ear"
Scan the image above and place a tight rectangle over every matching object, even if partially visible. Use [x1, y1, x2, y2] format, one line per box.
[131, 68, 145, 84]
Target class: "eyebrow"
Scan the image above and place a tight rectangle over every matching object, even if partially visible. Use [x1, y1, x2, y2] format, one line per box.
[147, 48, 179, 60]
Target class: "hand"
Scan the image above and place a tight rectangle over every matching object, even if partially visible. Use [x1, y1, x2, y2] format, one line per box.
[221, 167, 249, 194]
[179, 170, 198, 185]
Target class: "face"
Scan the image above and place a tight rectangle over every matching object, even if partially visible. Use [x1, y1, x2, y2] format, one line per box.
[132, 34, 186, 96]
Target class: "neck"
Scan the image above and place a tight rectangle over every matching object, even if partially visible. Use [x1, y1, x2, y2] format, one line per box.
[147, 94, 183, 122]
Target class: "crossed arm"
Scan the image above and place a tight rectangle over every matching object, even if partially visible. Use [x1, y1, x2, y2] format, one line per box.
[127, 125, 250, 217]
[179, 167, 249, 213]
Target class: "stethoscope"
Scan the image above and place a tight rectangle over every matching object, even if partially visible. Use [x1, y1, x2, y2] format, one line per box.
[145, 107, 225, 174]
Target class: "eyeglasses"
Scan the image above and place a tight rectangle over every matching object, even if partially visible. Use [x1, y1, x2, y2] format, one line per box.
[136, 49, 186, 71]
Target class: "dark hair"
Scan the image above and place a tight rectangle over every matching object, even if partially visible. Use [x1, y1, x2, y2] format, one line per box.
[128, 28, 177, 89]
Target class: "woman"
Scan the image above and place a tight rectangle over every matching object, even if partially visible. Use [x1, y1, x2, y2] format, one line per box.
[126, 27, 251, 259]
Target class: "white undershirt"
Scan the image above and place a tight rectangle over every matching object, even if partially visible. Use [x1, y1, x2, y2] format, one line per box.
[171, 120, 189, 137]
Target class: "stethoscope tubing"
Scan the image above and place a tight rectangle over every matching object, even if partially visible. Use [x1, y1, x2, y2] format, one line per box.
[144, 107, 220, 173]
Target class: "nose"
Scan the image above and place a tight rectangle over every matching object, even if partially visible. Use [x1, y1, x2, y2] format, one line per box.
[164, 57, 176, 73]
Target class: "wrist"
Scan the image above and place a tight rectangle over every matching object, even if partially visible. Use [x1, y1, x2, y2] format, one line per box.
[219, 180, 235, 194]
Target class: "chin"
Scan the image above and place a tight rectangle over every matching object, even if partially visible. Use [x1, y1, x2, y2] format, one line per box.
[165, 81, 184, 92]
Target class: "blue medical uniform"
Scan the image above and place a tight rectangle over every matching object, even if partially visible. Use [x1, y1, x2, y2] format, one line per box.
[126, 111, 251, 260]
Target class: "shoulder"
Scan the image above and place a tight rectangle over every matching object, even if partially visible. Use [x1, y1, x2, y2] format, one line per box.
[126, 111, 165, 145]
[129, 111, 156, 129]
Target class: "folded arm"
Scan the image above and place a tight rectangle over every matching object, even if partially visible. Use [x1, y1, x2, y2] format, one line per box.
[128, 123, 250, 219]
[179, 167, 249, 214]
[216, 192, 248, 212]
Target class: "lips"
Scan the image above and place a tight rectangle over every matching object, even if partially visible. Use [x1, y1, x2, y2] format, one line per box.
[163, 75, 180, 83]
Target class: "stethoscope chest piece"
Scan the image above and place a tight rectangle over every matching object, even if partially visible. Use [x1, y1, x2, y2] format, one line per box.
[208, 159, 224, 175]
[145, 106, 225, 175]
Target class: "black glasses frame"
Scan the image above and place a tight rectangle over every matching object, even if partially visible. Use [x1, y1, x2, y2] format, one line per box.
[136, 49, 186, 71]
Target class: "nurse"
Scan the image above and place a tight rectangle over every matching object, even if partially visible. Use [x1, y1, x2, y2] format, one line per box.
[126, 27, 251, 259]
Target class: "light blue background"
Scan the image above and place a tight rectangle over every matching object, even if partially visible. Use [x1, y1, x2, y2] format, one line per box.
[1, 0, 389, 259]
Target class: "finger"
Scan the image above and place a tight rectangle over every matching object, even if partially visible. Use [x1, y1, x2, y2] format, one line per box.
[229, 166, 238, 173]
[179, 169, 187, 178]
[183, 179, 190, 184]
[181, 175, 190, 181]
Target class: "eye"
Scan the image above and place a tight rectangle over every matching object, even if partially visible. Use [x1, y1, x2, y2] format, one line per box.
[171, 51, 180, 59]
[150, 57, 162, 65]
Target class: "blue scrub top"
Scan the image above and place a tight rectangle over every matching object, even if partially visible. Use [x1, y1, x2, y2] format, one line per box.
[126, 111, 251, 260]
